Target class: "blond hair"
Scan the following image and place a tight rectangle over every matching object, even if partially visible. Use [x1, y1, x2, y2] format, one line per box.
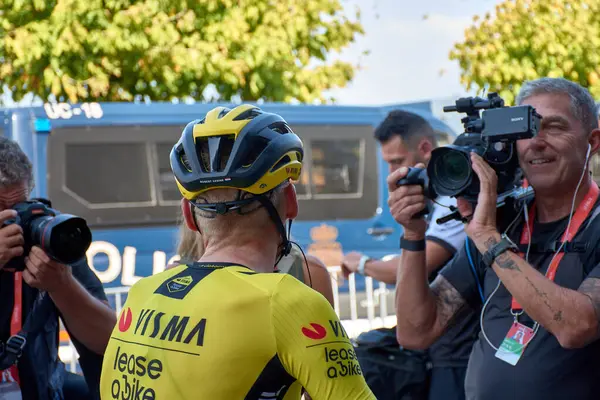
[167, 213, 204, 270]
[176, 222, 204, 262]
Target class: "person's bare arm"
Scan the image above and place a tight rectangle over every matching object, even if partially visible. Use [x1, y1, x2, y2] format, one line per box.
[303, 255, 335, 306]
[395, 244, 468, 349]
[471, 232, 600, 349]
[343, 241, 455, 285]
[578, 277, 600, 345]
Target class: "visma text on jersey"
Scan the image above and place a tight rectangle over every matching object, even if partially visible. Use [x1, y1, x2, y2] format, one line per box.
[119, 307, 207, 347]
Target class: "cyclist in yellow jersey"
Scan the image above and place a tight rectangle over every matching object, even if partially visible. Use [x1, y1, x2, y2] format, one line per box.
[99, 104, 376, 400]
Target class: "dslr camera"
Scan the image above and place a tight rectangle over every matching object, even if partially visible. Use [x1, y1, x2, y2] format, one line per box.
[2, 199, 93, 271]
[399, 92, 541, 220]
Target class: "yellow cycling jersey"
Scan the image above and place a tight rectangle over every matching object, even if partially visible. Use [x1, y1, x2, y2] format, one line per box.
[100, 262, 375, 400]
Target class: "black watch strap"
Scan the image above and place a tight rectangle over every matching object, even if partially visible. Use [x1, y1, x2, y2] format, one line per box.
[482, 234, 518, 268]
[400, 236, 426, 252]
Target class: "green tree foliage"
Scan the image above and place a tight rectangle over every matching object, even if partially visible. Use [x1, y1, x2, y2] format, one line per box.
[1, 0, 363, 103]
[449, 0, 600, 104]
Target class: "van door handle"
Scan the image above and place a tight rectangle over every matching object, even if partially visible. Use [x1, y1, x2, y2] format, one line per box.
[367, 227, 394, 236]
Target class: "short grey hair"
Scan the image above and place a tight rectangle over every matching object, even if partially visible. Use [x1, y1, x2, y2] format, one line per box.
[0, 137, 34, 192]
[515, 77, 599, 134]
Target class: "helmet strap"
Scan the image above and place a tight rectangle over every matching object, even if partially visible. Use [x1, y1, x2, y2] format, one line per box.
[254, 195, 292, 265]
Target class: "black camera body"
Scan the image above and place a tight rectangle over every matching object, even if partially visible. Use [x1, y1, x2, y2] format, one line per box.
[3, 199, 93, 271]
[424, 93, 540, 203]
[397, 92, 540, 222]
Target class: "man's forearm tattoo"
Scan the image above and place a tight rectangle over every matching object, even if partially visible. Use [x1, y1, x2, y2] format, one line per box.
[431, 277, 465, 330]
[524, 275, 563, 322]
[484, 236, 520, 271]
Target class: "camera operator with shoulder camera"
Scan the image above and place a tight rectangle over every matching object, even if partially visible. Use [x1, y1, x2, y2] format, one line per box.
[392, 77, 600, 399]
[0, 137, 116, 400]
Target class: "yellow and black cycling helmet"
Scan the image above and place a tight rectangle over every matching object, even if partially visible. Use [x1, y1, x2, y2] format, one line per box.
[170, 104, 304, 259]
[170, 104, 303, 200]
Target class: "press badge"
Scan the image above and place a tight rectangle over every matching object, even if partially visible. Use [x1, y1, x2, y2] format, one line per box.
[494, 321, 534, 366]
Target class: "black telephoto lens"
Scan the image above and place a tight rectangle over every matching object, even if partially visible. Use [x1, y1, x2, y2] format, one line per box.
[31, 214, 92, 265]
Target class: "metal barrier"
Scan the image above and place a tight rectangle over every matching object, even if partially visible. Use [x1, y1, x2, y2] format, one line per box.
[60, 267, 398, 372]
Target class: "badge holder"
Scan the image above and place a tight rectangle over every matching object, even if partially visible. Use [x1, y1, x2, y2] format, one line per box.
[494, 309, 536, 366]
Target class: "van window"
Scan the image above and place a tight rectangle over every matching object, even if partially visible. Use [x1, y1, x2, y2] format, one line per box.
[155, 142, 181, 203]
[310, 139, 362, 196]
[65, 143, 153, 204]
[47, 123, 379, 226]
[292, 124, 378, 221]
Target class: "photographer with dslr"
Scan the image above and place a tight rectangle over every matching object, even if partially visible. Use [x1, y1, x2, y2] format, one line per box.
[0, 137, 115, 400]
[342, 110, 478, 400]
[392, 77, 600, 399]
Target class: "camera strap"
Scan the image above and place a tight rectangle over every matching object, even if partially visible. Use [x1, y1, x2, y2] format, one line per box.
[0, 273, 54, 375]
[511, 182, 600, 313]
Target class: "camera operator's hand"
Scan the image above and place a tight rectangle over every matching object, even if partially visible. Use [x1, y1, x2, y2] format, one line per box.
[23, 246, 72, 293]
[0, 210, 24, 269]
[457, 153, 499, 239]
[387, 164, 428, 239]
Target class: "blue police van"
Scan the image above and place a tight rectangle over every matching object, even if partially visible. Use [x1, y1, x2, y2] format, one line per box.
[0, 101, 456, 296]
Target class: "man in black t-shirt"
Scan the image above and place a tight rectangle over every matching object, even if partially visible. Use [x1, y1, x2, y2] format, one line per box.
[0, 137, 116, 400]
[390, 77, 600, 400]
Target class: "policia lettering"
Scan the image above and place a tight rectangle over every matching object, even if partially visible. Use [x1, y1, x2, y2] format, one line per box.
[324, 346, 362, 379]
[111, 346, 162, 400]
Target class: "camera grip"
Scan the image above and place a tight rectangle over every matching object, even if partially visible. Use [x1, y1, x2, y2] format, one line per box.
[396, 167, 431, 219]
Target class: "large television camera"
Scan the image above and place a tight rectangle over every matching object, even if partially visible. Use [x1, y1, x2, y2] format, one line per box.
[2, 199, 92, 271]
[398, 92, 540, 222]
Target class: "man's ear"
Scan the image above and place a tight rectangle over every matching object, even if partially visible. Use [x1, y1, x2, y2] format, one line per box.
[589, 128, 600, 156]
[283, 184, 298, 220]
[417, 138, 434, 164]
[181, 198, 198, 232]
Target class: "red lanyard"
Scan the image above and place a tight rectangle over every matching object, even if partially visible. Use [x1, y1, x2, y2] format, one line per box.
[1, 272, 23, 384]
[11, 272, 22, 338]
[512, 182, 600, 311]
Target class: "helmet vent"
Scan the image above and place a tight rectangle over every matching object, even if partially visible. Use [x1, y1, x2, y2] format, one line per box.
[217, 108, 231, 119]
[196, 135, 236, 172]
[233, 108, 263, 121]
[270, 155, 291, 172]
[177, 145, 192, 172]
[196, 137, 211, 172]
[269, 122, 292, 134]
[242, 136, 270, 167]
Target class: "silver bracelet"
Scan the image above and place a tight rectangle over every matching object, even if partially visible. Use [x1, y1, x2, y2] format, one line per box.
[357, 255, 371, 276]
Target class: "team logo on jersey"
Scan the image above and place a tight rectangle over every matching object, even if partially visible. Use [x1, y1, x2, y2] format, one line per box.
[118, 308, 133, 333]
[302, 323, 327, 340]
[134, 308, 207, 347]
[155, 268, 212, 300]
[167, 275, 193, 293]
[301, 320, 349, 341]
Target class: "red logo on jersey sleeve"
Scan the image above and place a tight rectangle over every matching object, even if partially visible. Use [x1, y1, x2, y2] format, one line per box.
[118, 308, 133, 332]
[302, 323, 327, 340]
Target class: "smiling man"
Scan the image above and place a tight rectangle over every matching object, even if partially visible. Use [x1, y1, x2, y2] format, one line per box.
[391, 77, 600, 400]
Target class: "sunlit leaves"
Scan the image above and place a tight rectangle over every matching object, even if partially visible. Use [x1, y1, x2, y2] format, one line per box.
[0, 0, 363, 103]
[450, 0, 600, 104]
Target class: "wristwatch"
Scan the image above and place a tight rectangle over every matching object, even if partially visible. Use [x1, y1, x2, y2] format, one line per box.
[482, 233, 519, 268]
[400, 235, 426, 252]
[357, 255, 371, 275]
